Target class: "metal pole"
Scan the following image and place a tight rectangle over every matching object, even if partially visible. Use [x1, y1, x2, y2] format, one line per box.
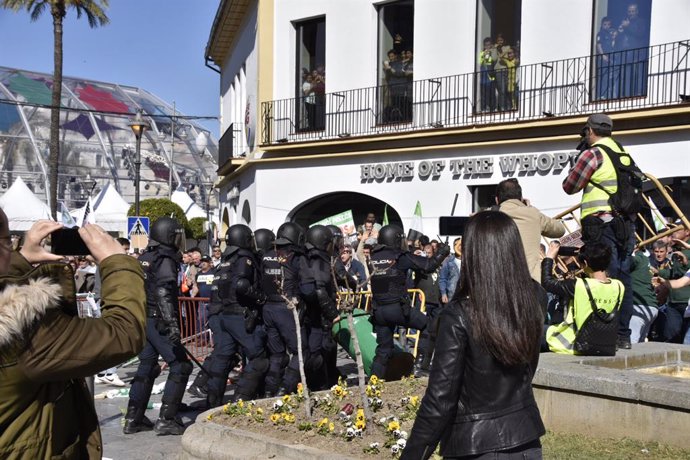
[134, 134, 142, 216]
[168, 101, 175, 199]
[206, 184, 212, 254]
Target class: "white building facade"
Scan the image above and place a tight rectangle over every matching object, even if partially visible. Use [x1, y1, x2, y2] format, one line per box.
[206, 0, 690, 237]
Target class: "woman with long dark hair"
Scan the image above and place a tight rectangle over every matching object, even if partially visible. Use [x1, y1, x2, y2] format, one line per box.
[402, 211, 546, 460]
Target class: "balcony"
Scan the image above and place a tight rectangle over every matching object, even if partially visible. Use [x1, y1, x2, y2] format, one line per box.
[261, 39, 690, 146]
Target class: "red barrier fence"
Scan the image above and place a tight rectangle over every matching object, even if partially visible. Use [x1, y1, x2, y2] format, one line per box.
[178, 297, 213, 361]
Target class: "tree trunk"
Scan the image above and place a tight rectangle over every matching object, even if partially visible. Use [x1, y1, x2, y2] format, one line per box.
[347, 310, 371, 421]
[49, 5, 64, 220]
[290, 306, 311, 418]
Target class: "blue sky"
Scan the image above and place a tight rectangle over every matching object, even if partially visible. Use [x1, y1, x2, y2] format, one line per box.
[0, 0, 220, 137]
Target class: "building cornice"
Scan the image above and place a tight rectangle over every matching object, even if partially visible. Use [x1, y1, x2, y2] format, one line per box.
[205, 0, 253, 65]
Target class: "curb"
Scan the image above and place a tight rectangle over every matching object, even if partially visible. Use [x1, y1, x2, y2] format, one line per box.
[180, 409, 355, 460]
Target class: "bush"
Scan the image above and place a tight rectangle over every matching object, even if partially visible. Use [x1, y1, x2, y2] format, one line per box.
[188, 217, 209, 241]
[127, 198, 191, 235]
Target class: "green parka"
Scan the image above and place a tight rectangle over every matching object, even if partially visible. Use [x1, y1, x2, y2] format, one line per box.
[0, 251, 146, 459]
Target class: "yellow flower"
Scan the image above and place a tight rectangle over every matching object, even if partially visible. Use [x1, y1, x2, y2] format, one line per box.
[369, 375, 379, 385]
[375, 390, 381, 398]
[285, 413, 296, 423]
[256, 408, 264, 415]
[318, 417, 329, 427]
[410, 396, 419, 406]
[355, 419, 366, 430]
[206, 414, 213, 421]
[297, 382, 304, 394]
[283, 394, 292, 403]
[356, 408, 365, 418]
[238, 400, 244, 408]
[270, 414, 280, 423]
[388, 420, 400, 432]
[328, 422, 335, 432]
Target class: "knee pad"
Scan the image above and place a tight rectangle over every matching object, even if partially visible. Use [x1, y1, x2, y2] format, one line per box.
[169, 360, 193, 380]
[250, 356, 270, 375]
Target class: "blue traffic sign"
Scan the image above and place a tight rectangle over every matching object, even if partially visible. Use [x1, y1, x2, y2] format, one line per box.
[128, 216, 150, 237]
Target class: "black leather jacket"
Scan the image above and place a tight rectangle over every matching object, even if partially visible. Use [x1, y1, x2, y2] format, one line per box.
[402, 297, 545, 459]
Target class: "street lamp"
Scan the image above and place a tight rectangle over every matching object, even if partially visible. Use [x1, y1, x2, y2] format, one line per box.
[128, 110, 150, 216]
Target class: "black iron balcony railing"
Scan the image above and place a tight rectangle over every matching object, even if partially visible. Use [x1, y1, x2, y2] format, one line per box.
[218, 122, 248, 166]
[261, 39, 690, 145]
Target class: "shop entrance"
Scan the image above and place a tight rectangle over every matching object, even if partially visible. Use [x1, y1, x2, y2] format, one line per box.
[288, 191, 402, 231]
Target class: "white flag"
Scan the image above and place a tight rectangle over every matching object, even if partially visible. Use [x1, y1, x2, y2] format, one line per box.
[647, 197, 667, 233]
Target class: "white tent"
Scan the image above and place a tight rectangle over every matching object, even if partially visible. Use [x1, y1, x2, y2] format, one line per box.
[171, 188, 207, 220]
[0, 176, 51, 231]
[70, 183, 130, 233]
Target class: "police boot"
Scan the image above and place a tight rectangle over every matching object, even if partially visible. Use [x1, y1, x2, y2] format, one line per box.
[206, 390, 224, 408]
[123, 403, 154, 434]
[413, 353, 429, 378]
[187, 374, 209, 399]
[153, 403, 186, 436]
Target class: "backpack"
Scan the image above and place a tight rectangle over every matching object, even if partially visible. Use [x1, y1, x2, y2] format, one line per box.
[591, 142, 645, 217]
[573, 279, 621, 356]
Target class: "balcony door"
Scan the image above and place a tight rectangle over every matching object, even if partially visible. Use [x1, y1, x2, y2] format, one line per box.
[295, 17, 326, 132]
[377, 0, 414, 125]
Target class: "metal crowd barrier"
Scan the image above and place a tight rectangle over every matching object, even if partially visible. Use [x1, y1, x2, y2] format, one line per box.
[177, 296, 213, 361]
[336, 288, 427, 358]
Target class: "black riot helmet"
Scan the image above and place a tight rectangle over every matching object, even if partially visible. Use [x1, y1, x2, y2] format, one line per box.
[150, 217, 185, 250]
[225, 224, 254, 253]
[275, 222, 305, 247]
[378, 224, 406, 251]
[326, 224, 343, 251]
[306, 225, 334, 253]
[254, 228, 275, 253]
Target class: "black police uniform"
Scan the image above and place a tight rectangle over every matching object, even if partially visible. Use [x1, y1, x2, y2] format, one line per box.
[299, 247, 339, 390]
[205, 247, 268, 405]
[369, 246, 447, 378]
[261, 246, 310, 395]
[126, 244, 192, 435]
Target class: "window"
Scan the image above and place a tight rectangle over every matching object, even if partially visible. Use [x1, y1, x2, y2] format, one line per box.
[295, 17, 326, 132]
[592, 0, 651, 100]
[475, 0, 522, 113]
[377, 0, 414, 124]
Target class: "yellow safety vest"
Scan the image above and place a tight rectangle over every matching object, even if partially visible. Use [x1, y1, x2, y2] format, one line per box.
[546, 277, 623, 354]
[580, 137, 631, 218]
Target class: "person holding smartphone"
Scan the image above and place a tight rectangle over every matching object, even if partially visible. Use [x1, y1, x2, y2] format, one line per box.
[0, 213, 146, 458]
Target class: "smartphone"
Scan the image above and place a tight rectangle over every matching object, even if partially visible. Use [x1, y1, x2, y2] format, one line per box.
[439, 216, 470, 236]
[51, 227, 90, 256]
[559, 246, 581, 257]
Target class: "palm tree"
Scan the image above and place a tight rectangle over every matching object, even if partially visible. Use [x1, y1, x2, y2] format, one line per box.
[1, 0, 109, 219]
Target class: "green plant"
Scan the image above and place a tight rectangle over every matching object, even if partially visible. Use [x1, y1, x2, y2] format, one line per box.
[188, 217, 208, 241]
[127, 198, 190, 235]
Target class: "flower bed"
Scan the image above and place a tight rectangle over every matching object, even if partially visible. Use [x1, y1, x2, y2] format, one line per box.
[208, 376, 428, 459]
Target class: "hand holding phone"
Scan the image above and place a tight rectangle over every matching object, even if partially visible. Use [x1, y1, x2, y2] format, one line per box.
[19, 220, 65, 264]
[78, 224, 126, 264]
[51, 227, 90, 256]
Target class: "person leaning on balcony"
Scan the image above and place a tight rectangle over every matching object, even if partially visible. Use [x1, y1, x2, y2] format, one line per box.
[562, 113, 638, 350]
[0, 214, 146, 458]
[402, 212, 545, 460]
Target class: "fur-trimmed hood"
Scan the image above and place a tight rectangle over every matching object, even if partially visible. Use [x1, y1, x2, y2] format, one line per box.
[0, 278, 62, 348]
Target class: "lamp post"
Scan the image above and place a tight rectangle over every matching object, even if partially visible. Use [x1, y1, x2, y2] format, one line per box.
[128, 110, 150, 216]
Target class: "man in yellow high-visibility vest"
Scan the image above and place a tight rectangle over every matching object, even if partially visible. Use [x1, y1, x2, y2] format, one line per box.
[562, 113, 637, 350]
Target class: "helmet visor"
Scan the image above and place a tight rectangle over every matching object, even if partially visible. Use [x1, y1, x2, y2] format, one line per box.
[174, 228, 186, 252]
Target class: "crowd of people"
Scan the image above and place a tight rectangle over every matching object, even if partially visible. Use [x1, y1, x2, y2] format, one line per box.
[381, 33, 414, 123]
[2, 110, 690, 457]
[595, 3, 650, 100]
[299, 65, 326, 131]
[478, 32, 521, 113]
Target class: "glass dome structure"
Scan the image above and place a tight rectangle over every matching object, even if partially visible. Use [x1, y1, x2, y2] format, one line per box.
[0, 65, 218, 212]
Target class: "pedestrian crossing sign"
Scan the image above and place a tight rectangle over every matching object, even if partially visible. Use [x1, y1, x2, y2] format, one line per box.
[128, 216, 150, 250]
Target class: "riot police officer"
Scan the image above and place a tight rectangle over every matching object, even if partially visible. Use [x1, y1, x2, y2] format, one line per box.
[124, 217, 191, 436]
[261, 222, 309, 396]
[255, 228, 275, 258]
[205, 224, 268, 406]
[300, 225, 340, 390]
[369, 224, 450, 379]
